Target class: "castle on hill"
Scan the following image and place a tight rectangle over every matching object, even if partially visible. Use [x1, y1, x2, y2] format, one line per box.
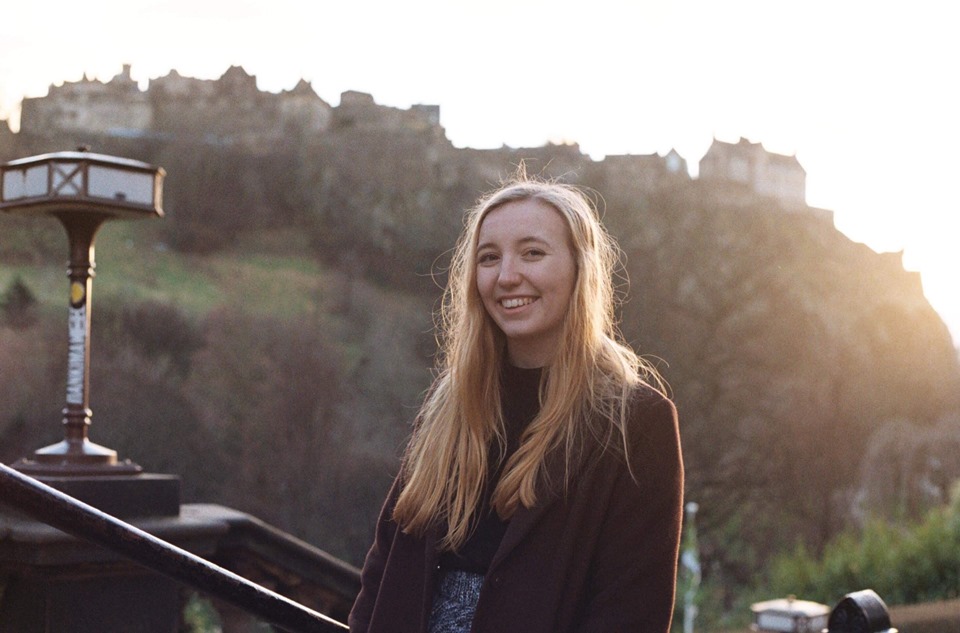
[16, 64, 439, 150]
[4, 64, 823, 218]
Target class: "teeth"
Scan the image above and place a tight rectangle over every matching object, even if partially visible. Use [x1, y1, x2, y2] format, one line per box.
[502, 297, 534, 309]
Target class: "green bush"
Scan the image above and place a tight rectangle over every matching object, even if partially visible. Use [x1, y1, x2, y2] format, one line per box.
[765, 482, 960, 605]
[182, 593, 221, 632]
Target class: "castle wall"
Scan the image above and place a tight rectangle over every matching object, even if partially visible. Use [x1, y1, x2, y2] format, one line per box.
[20, 88, 152, 137]
[602, 151, 691, 197]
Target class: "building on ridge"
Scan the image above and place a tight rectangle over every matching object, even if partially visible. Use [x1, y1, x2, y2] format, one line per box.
[20, 64, 152, 138]
[698, 137, 806, 208]
[601, 148, 690, 197]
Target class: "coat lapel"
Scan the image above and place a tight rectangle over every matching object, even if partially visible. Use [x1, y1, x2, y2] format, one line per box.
[488, 493, 555, 571]
[487, 445, 568, 572]
[489, 427, 607, 573]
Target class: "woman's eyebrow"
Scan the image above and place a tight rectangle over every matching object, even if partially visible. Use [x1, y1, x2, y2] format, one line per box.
[477, 235, 551, 253]
[495, 235, 550, 246]
[517, 236, 549, 245]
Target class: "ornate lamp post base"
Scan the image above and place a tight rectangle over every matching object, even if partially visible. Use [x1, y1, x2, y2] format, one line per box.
[13, 439, 143, 476]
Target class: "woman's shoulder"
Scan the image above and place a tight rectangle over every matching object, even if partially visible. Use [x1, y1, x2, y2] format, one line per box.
[621, 382, 681, 467]
[626, 382, 678, 429]
[579, 382, 678, 464]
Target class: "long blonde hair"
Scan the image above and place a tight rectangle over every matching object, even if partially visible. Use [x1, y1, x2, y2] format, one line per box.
[392, 177, 663, 550]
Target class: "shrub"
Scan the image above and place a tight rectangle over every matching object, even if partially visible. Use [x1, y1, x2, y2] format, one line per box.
[0, 275, 38, 329]
[765, 482, 960, 605]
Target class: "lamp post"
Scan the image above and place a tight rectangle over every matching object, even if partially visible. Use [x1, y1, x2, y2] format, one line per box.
[0, 149, 165, 475]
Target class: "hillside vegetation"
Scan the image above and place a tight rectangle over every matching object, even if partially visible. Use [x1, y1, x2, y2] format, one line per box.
[2, 130, 959, 622]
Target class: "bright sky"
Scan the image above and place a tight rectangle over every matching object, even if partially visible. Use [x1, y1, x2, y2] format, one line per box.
[1, 0, 958, 346]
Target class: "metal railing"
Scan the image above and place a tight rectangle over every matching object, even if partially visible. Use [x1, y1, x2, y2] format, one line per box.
[0, 462, 348, 633]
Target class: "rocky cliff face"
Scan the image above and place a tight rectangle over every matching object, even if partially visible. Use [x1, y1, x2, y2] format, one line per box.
[608, 181, 960, 581]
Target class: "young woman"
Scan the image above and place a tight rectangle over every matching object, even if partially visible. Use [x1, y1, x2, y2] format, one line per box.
[349, 178, 684, 633]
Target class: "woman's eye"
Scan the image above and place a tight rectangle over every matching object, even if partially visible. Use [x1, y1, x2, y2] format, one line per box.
[477, 252, 499, 265]
[524, 249, 546, 258]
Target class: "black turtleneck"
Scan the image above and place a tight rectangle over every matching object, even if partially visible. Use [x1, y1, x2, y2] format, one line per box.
[438, 363, 542, 574]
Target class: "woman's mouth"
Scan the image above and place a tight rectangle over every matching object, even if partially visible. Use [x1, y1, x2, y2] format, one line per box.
[501, 297, 536, 309]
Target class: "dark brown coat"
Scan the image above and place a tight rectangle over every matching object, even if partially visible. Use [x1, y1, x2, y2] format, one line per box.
[349, 388, 684, 633]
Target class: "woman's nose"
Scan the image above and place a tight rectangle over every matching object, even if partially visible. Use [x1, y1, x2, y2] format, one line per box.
[497, 258, 521, 286]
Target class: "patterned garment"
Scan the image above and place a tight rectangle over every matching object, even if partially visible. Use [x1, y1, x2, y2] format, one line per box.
[428, 570, 485, 633]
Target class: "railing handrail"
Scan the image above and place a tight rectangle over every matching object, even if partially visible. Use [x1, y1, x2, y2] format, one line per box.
[0, 462, 348, 633]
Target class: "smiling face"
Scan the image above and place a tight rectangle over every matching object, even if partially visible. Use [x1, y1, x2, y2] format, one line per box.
[475, 198, 577, 368]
